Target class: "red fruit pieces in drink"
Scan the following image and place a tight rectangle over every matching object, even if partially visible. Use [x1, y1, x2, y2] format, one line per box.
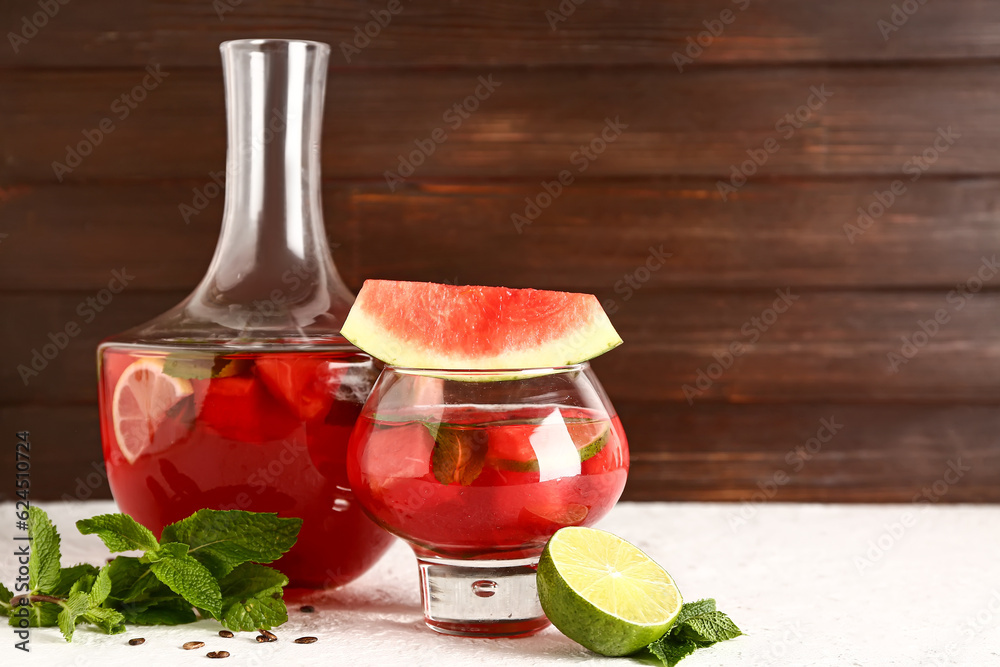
[256, 356, 344, 422]
[484, 413, 612, 474]
[361, 422, 437, 492]
[484, 422, 537, 465]
[198, 374, 299, 443]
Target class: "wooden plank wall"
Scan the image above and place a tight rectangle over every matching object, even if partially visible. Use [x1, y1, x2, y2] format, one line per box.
[2, 1, 999, 503]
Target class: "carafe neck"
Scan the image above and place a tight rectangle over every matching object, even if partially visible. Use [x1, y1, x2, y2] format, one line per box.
[188, 39, 353, 335]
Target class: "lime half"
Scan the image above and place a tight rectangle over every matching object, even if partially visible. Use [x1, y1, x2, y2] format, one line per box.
[537, 527, 682, 656]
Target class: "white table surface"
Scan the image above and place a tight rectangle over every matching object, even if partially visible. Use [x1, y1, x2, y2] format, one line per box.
[1, 500, 997, 666]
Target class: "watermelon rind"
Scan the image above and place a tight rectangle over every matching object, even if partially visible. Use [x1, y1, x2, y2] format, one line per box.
[340, 281, 622, 370]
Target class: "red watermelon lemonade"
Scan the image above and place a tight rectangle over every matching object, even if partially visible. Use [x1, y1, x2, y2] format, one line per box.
[349, 404, 628, 558]
[98, 345, 393, 588]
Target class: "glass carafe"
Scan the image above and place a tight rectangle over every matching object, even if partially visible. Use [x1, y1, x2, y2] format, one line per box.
[96, 39, 394, 588]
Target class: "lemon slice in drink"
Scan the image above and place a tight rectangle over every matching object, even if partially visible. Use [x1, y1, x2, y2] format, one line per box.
[112, 359, 193, 463]
[537, 527, 682, 656]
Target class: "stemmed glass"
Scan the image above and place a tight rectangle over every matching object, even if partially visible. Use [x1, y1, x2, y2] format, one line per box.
[347, 363, 629, 637]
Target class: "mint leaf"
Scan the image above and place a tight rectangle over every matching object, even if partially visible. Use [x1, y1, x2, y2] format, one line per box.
[648, 637, 699, 667]
[674, 598, 715, 625]
[57, 591, 90, 641]
[220, 593, 286, 633]
[9, 601, 60, 627]
[52, 564, 100, 596]
[77, 514, 158, 553]
[429, 425, 488, 485]
[27, 506, 61, 593]
[218, 563, 287, 606]
[124, 598, 196, 626]
[163, 356, 250, 380]
[104, 557, 163, 604]
[68, 574, 96, 596]
[146, 544, 222, 616]
[0, 583, 13, 617]
[216, 563, 288, 631]
[160, 509, 302, 579]
[89, 566, 112, 606]
[674, 611, 742, 645]
[645, 599, 742, 667]
[83, 606, 127, 634]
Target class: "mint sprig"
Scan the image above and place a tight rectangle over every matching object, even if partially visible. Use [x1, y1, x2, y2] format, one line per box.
[1, 506, 301, 641]
[645, 599, 742, 667]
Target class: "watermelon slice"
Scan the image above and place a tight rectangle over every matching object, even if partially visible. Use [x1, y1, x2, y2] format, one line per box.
[255, 356, 343, 422]
[341, 280, 622, 369]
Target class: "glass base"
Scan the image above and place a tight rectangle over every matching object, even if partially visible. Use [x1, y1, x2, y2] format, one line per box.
[417, 556, 550, 637]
